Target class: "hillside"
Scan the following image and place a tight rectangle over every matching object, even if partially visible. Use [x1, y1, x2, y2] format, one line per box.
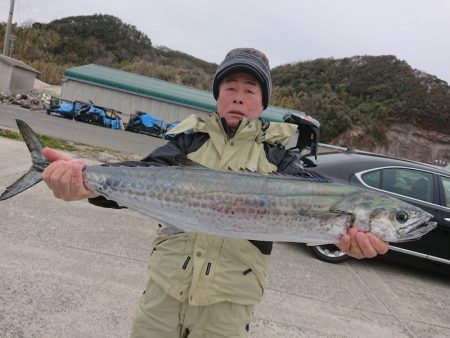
[271, 56, 450, 141]
[333, 123, 450, 165]
[1, 15, 449, 164]
[0, 14, 216, 89]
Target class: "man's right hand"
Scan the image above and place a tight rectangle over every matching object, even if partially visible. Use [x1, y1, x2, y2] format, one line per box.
[42, 147, 99, 201]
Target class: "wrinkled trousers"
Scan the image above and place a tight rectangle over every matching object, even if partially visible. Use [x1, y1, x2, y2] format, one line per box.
[131, 279, 253, 338]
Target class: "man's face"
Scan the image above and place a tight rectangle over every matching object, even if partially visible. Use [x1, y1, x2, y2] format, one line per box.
[216, 72, 264, 130]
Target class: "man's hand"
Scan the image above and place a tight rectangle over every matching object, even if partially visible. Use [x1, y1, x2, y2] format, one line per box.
[42, 147, 99, 201]
[336, 228, 389, 259]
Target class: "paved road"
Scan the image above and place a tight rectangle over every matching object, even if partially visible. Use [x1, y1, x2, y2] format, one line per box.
[1, 107, 450, 337]
[0, 104, 167, 156]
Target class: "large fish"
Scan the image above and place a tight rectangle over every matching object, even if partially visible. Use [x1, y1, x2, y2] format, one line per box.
[0, 119, 437, 244]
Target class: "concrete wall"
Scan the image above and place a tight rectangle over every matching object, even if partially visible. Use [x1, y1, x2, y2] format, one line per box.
[0, 63, 36, 95]
[9, 67, 36, 94]
[0, 62, 12, 94]
[61, 79, 211, 124]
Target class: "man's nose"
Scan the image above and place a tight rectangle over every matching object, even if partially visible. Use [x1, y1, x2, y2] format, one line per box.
[233, 90, 244, 104]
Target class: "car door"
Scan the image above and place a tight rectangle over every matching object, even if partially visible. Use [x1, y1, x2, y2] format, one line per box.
[429, 175, 450, 261]
[356, 167, 437, 255]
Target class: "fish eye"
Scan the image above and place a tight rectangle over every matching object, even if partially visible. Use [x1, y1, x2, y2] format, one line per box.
[396, 211, 409, 223]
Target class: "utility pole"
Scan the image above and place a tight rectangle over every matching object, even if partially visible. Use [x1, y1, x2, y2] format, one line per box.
[3, 0, 15, 56]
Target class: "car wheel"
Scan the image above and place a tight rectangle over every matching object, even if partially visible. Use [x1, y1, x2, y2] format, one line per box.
[74, 114, 81, 121]
[309, 245, 350, 263]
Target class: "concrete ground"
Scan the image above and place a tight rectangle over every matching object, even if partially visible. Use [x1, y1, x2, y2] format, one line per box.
[1, 136, 450, 338]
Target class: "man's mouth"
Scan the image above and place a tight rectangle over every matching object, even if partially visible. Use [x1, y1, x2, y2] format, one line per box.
[228, 110, 245, 117]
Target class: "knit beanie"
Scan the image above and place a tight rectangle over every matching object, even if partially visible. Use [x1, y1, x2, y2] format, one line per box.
[213, 48, 272, 109]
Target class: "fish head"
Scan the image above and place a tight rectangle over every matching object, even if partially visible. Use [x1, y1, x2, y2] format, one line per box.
[367, 202, 437, 242]
[332, 190, 437, 242]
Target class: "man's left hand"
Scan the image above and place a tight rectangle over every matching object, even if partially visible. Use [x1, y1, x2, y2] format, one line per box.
[336, 228, 389, 259]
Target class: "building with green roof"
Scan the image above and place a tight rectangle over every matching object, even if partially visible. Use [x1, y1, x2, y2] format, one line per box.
[62, 64, 304, 124]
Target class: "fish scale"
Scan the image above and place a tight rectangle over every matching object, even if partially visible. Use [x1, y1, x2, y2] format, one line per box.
[0, 119, 438, 244]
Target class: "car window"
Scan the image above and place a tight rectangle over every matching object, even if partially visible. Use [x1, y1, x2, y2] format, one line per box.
[442, 176, 450, 208]
[381, 168, 434, 203]
[361, 170, 381, 188]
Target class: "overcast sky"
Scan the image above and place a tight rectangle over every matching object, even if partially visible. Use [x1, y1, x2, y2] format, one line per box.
[1, 0, 449, 84]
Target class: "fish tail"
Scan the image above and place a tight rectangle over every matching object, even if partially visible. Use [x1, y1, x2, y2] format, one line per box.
[0, 119, 49, 201]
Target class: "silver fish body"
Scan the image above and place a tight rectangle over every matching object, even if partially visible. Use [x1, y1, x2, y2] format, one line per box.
[1, 119, 437, 244]
[83, 164, 436, 243]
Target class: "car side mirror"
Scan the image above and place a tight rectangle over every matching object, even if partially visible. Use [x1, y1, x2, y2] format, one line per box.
[283, 113, 320, 163]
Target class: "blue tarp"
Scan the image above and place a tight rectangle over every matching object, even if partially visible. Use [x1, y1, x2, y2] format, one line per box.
[48, 101, 81, 117]
[58, 102, 76, 113]
[82, 103, 122, 129]
[104, 115, 122, 129]
[136, 113, 167, 129]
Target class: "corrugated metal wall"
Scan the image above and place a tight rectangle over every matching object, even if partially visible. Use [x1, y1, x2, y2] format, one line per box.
[61, 79, 211, 124]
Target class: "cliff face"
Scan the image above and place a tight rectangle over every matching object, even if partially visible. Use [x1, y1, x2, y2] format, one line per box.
[332, 123, 450, 167]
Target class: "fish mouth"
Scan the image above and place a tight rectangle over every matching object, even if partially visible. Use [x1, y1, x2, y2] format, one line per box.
[397, 219, 437, 240]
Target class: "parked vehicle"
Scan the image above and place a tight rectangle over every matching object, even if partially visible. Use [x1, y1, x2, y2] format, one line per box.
[125, 112, 167, 137]
[74, 102, 123, 130]
[305, 146, 450, 270]
[46, 100, 81, 119]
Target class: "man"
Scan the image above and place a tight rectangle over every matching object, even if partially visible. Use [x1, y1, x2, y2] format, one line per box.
[42, 48, 388, 337]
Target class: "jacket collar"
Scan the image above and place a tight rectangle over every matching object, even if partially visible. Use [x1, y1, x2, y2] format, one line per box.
[166, 112, 297, 147]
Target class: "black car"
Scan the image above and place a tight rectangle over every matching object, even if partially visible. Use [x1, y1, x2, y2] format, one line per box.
[306, 146, 450, 270]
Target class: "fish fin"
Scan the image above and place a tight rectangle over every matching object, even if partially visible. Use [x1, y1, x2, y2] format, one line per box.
[0, 169, 43, 201]
[174, 155, 208, 168]
[0, 120, 49, 201]
[306, 242, 337, 246]
[16, 119, 46, 163]
[230, 167, 257, 173]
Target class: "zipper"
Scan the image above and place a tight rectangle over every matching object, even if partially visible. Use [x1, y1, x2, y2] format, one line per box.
[182, 256, 191, 270]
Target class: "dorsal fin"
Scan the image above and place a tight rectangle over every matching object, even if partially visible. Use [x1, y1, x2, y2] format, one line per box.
[174, 155, 208, 168]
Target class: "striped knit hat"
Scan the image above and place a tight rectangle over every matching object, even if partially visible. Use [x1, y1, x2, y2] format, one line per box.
[213, 48, 272, 109]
